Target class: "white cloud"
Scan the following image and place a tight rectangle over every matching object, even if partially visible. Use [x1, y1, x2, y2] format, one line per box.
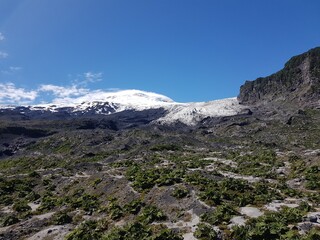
[0, 51, 8, 59]
[84, 72, 103, 83]
[0, 33, 4, 41]
[0, 71, 105, 105]
[1, 66, 22, 74]
[74, 71, 103, 86]
[0, 83, 37, 105]
[39, 84, 89, 98]
[9, 66, 22, 71]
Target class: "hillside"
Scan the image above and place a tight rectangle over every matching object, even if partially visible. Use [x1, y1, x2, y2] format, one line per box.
[0, 48, 320, 240]
[238, 47, 320, 109]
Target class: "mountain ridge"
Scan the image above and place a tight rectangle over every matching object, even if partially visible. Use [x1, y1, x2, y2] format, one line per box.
[238, 47, 320, 108]
[1, 47, 320, 126]
[1, 47, 320, 239]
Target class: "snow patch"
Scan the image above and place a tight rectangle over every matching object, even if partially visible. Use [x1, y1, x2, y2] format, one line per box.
[158, 98, 244, 125]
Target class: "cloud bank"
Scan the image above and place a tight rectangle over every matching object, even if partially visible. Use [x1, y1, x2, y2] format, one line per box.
[39, 84, 89, 98]
[0, 72, 113, 105]
[0, 83, 38, 105]
[0, 51, 8, 59]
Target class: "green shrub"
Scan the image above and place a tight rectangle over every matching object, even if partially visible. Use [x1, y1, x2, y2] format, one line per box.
[52, 211, 72, 225]
[92, 178, 102, 186]
[102, 222, 183, 240]
[202, 203, 238, 225]
[102, 222, 151, 240]
[66, 220, 102, 240]
[124, 199, 144, 215]
[194, 223, 218, 240]
[138, 206, 167, 224]
[172, 186, 189, 199]
[127, 167, 183, 192]
[152, 228, 183, 240]
[2, 215, 19, 227]
[230, 207, 304, 240]
[302, 229, 320, 240]
[298, 201, 312, 212]
[199, 188, 221, 206]
[12, 201, 31, 213]
[150, 144, 181, 151]
[0, 195, 13, 206]
[107, 201, 123, 220]
[28, 171, 40, 178]
[38, 194, 58, 211]
[305, 165, 320, 190]
[26, 191, 41, 202]
[69, 193, 100, 212]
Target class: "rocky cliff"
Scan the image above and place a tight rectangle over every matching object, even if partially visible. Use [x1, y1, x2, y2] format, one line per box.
[238, 47, 320, 108]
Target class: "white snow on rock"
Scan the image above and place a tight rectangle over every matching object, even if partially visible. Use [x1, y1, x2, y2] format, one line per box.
[158, 97, 243, 125]
[2, 89, 246, 126]
[31, 89, 176, 112]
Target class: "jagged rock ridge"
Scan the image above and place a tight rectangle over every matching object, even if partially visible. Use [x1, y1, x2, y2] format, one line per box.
[238, 47, 320, 108]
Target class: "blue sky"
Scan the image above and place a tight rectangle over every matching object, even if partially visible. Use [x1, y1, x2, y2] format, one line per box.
[0, 0, 320, 105]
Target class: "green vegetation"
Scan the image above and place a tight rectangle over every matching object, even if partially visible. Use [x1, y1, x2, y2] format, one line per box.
[52, 211, 72, 225]
[1, 215, 19, 227]
[106, 200, 123, 220]
[66, 220, 183, 240]
[194, 223, 218, 240]
[138, 205, 167, 224]
[305, 165, 320, 190]
[65, 220, 103, 240]
[150, 144, 181, 151]
[172, 186, 189, 199]
[202, 203, 238, 225]
[126, 165, 184, 192]
[124, 199, 144, 214]
[12, 200, 31, 213]
[231, 151, 280, 178]
[102, 222, 151, 240]
[230, 207, 304, 240]
[1, 106, 320, 239]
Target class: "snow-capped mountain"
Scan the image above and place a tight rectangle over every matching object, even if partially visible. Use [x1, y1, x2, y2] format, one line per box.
[0, 90, 246, 125]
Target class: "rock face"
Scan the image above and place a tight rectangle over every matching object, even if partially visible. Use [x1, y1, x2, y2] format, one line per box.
[238, 47, 320, 108]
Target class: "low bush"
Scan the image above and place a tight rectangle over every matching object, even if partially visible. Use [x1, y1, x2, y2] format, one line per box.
[172, 186, 189, 199]
[194, 223, 218, 240]
[12, 201, 31, 213]
[52, 211, 72, 225]
[2, 215, 19, 227]
[138, 205, 167, 224]
[202, 203, 238, 225]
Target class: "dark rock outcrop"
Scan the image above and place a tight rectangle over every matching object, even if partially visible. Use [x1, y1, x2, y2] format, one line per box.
[238, 47, 320, 108]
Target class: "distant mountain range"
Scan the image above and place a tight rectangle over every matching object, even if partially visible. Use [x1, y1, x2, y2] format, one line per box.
[1, 47, 319, 125]
[1, 47, 320, 240]
[0, 89, 246, 125]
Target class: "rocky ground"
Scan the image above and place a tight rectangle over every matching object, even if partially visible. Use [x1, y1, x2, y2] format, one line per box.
[0, 104, 319, 239]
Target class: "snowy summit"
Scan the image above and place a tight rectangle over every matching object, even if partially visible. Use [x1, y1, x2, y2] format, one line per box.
[2, 90, 246, 126]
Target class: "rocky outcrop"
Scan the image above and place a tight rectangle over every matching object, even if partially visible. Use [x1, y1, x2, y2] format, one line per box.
[238, 47, 320, 108]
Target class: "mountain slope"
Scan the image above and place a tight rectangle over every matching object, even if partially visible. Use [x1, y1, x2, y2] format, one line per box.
[238, 47, 320, 108]
[1, 48, 320, 240]
[0, 90, 246, 125]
